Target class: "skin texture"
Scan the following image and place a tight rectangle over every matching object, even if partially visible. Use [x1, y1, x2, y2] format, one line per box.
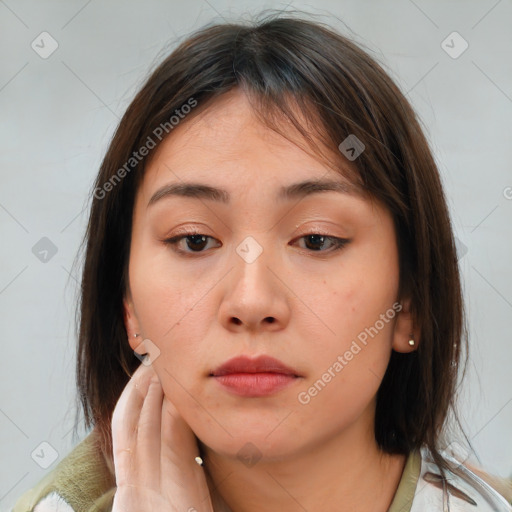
[111, 363, 215, 512]
[119, 88, 419, 512]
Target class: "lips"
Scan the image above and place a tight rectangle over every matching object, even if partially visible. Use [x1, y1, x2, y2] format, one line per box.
[210, 355, 301, 397]
[210, 355, 300, 377]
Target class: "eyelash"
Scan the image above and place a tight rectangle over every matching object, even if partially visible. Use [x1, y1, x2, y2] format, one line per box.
[163, 231, 350, 256]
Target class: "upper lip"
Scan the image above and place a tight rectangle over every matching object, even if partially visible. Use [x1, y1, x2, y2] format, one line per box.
[210, 355, 301, 377]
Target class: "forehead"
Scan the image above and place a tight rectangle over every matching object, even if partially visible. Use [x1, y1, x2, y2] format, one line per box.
[149, 89, 310, 165]
[140, 89, 363, 200]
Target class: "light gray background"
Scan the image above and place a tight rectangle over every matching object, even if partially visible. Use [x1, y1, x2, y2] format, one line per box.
[1, 0, 511, 510]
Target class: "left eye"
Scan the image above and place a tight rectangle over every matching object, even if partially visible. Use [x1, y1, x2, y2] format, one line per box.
[292, 234, 349, 252]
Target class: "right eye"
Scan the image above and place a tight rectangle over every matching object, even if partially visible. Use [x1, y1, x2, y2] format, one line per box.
[163, 233, 222, 255]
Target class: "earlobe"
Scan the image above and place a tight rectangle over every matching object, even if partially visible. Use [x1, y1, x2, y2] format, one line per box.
[392, 298, 420, 353]
[123, 297, 143, 352]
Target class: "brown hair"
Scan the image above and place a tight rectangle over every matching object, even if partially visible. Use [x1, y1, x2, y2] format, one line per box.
[74, 12, 468, 477]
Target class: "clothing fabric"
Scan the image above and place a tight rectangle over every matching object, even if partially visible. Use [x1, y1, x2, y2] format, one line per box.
[389, 448, 512, 511]
[12, 430, 116, 512]
[12, 429, 512, 511]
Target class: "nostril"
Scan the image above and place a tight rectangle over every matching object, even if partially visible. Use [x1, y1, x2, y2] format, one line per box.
[230, 317, 275, 326]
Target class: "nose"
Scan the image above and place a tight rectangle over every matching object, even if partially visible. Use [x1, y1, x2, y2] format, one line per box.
[218, 236, 291, 333]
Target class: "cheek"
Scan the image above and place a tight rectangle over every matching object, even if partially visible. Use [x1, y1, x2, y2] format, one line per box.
[293, 293, 396, 435]
[128, 250, 215, 388]
[291, 245, 399, 408]
[130, 241, 207, 334]
[298, 263, 398, 350]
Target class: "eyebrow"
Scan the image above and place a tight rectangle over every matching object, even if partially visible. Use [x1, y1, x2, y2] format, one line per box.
[147, 178, 362, 207]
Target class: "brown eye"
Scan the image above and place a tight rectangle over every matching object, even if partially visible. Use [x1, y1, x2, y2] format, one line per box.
[164, 233, 221, 255]
[294, 234, 350, 253]
[184, 234, 209, 251]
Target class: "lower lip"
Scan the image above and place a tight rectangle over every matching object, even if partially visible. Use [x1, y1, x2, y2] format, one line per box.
[212, 372, 298, 397]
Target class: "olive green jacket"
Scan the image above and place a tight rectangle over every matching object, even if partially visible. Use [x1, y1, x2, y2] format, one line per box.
[11, 429, 512, 511]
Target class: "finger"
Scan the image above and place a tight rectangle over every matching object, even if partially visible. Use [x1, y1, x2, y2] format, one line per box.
[160, 395, 213, 509]
[111, 363, 157, 485]
[160, 394, 199, 467]
[135, 373, 165, 488]
[160, 394, 208, 487]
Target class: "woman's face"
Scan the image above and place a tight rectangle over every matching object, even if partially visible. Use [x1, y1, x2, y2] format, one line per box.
[124, 88, 415, 462]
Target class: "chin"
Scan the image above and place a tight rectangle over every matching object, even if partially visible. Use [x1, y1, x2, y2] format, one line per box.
[195, 426, 306, 465]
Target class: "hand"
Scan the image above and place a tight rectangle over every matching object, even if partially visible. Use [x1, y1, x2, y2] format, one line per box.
[111, 361, 214, 512]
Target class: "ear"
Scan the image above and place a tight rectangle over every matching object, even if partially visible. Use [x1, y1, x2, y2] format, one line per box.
[391, 298, 419, 353]
[123, 294, 144, 354]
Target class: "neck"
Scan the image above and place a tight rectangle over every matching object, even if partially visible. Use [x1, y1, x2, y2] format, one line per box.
[201, 414, 406, 512]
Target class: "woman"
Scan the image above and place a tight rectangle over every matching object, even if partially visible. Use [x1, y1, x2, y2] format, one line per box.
[13, 13, 512, 512]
